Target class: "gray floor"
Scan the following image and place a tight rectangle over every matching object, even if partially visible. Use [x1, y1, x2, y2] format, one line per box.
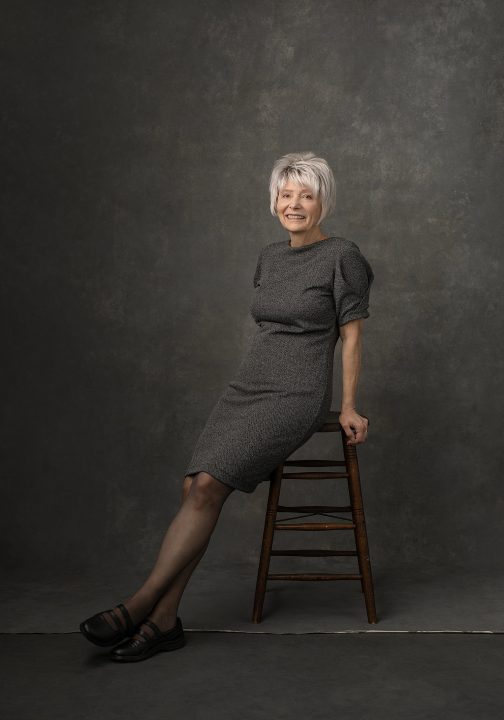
[3, 563, 504, 633]
[2, 633, 504, 719]
[4, 563, 504, 718]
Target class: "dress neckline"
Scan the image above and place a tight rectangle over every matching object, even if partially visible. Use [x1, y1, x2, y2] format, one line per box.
[287, 235, 336, 251]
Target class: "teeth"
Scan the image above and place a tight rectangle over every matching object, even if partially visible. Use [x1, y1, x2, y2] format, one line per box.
[287, 215, 305, 218]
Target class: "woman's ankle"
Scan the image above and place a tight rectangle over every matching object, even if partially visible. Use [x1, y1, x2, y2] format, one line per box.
[148, 608, 178, 632]
[123, 590, 157, 625]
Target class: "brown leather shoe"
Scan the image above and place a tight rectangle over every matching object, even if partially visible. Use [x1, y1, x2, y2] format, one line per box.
[110, 617, 186, 662]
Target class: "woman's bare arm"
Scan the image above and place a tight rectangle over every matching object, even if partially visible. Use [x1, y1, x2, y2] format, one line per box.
[338, 319, 369, 445]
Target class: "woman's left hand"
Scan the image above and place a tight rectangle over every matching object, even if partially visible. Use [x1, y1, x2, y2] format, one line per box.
[339, 408, 369, 445]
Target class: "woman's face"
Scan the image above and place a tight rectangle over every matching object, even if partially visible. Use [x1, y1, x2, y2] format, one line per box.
[276, 181, 322, 233]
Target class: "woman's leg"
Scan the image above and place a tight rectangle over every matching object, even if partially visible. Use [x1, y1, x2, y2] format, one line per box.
[132, 477, 212, 636]
[103, 472, 234, 632]
[146, 538, 210, 631]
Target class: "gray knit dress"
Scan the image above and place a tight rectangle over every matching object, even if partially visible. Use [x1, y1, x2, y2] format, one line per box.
[185, 235, 374, 494]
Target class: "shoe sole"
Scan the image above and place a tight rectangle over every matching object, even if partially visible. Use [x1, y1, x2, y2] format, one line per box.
[79, 621, 129, 647]
[110, 634, 186, 662]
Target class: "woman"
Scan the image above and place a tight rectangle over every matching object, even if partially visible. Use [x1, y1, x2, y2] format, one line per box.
[79, 151, 374, 663]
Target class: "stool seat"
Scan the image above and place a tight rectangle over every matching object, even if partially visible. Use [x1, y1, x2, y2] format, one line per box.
[252, 408, 377, 624]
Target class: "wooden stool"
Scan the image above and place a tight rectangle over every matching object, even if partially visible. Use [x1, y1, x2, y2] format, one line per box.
[252, 409, 377, 624]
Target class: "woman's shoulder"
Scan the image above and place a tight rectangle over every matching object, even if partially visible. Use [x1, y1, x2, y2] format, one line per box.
[327, 236, 363, 254]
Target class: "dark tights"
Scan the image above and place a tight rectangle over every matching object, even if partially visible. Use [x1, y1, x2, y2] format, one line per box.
[104, 472, 234, 640]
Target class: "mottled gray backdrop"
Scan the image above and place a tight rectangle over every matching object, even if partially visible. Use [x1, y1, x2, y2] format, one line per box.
[2, 0, 503, 591]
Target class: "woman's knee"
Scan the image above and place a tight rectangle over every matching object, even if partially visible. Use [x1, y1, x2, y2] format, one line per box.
[182, 475, 194, 500]
[185, 472, 234, 508]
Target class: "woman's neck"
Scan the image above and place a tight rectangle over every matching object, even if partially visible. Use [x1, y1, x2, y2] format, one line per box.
[288, 226, 327, 248]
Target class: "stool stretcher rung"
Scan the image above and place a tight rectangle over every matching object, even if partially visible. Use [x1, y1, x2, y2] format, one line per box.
[276, 504, 352, 513]
[283, 460, 347, 467]
[267, 573, 363, 581]
[271, 549, 358, 557]
[281, 471, 349, 479]
[251, 418, 378, 625]
[274, 521, 355, 530]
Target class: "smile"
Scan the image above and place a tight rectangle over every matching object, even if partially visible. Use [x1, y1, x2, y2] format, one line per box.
[285, 214, 306, 219]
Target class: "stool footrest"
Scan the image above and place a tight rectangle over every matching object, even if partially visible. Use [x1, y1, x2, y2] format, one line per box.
[281, 471, 349, 479]
[267, 573, 362, 581]
[277, 504, 352, 513]
[271, 549, 358, 557]
[274, 522, 355, 530]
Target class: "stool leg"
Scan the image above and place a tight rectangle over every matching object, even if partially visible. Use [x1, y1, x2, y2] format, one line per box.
[251, 464, 283, 623]
[341, 431, 378, 624]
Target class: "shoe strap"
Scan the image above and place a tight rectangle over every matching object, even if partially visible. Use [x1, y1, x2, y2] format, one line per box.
[136, 627, 152, 642]
[143, 619, 163, 638]
[117, 603, 134, 633]
[102, 608, 122, 633]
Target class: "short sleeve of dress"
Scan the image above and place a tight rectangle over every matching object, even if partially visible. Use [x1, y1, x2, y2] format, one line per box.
[253, 247, 264, 288]
[333, 245, 375, 326]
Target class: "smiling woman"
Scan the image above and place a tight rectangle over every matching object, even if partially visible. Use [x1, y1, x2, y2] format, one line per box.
[269, 151, 336, 247]
[185, 151, 374, 494]
[277, 185, 322, 237]
[79, 151, 374, 664]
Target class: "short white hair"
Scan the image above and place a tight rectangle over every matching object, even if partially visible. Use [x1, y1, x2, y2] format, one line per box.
[269, 151, 336, 223]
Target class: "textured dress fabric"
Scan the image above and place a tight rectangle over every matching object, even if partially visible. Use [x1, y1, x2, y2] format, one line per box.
[185, 235, 374, 494]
